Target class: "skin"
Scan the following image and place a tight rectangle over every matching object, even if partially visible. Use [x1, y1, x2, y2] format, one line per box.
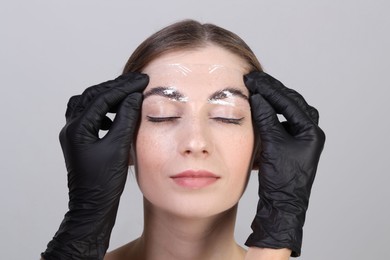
[105, 45, 290, 260]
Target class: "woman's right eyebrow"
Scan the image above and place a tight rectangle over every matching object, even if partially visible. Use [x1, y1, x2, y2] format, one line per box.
[143, 86, 186, 101]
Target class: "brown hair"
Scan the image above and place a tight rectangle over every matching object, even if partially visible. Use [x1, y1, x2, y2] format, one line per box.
[123, 19, 262, 73]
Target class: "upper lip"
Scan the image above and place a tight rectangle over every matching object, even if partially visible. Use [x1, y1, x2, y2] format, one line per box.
[171, 170, 220, 178]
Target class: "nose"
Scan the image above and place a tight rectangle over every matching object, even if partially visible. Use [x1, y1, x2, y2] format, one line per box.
[178, 116, 213, 158]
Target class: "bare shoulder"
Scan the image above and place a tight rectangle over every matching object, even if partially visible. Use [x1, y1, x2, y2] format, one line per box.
[104, 240, 139, 260]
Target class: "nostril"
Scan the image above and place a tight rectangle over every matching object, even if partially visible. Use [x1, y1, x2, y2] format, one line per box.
[183, 149, 208, 156]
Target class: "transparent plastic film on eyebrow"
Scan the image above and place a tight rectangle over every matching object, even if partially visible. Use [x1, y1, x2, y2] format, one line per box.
[206, 64, 248, 107]
[143, 63, 246, 106]
[208, 90, 236, 106]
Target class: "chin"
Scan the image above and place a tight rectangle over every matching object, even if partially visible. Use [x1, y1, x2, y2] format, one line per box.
[144, 192, 241, 220]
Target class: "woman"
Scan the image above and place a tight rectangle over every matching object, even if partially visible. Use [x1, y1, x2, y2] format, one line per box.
[41, 20, 325, 260]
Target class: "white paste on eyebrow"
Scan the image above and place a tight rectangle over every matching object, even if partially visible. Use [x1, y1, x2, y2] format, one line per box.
[162, 87, 175, 95]
[208, 90, 235, 106]
[163, 87, 189, 102]
[223, 90, 233, 97]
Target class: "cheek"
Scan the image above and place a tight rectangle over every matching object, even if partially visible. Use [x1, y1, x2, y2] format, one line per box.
[134, 122, 177, 193]
[216, 126, 254, 178]
[135, 125, 168, 171]
[215, 123, 254, 159]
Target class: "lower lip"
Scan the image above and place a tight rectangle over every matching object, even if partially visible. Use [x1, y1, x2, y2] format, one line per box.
[171, 177, 218, 189]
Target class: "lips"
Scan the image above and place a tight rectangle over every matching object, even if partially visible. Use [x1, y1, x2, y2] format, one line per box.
[170, 170, 220, 189]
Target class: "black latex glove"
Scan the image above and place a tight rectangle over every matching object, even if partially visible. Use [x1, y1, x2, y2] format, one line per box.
[244, 72, 325, 257]
[41, 73, 149, 260]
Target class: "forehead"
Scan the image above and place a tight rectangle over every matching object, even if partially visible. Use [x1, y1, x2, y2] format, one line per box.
[143, 45, 249, 71]
[142, 46, 249, 95]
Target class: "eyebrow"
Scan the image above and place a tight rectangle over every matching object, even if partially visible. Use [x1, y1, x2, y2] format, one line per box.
[209, 87, 248, 101]
[143, 86, 248, 101]
[143, 86, 186, 101]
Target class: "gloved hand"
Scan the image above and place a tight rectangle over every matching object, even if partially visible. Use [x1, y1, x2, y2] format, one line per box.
[244, 71, 325, 257]
[41, 73, 149, 260]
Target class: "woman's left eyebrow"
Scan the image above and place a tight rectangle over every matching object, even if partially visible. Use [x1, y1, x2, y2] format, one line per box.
[208, 87, 249, 101]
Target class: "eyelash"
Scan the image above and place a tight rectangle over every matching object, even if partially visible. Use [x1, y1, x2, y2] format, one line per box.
[146, 116, 244, 125]
[146, 116, 181, 123]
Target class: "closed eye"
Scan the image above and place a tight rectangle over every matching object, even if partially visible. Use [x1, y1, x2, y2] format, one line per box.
[146, 116, 181, 123]
[212, 117, 244, 125]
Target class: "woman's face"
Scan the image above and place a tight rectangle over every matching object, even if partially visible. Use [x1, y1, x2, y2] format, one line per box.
[134, 45, 255, 218]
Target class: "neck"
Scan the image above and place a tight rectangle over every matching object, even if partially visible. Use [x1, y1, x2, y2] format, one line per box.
[133, 197, 245, 260]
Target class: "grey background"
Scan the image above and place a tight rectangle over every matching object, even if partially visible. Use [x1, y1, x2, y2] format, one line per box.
[1, 0, 389, 259]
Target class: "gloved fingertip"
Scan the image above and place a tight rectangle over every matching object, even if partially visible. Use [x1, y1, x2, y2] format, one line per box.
[131, 73, 149, 92]
[137, 72, 149, 78]
[244, 71, 257, 84]
[244, 71, 269, 94]
[134, 72, 149, 82]
[122, 72, 149, 81]
[245, 71, 267, 79]
[244, 74, 256, 93]
[115, 72, 149, 85]
[114, 73, 149, 93]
